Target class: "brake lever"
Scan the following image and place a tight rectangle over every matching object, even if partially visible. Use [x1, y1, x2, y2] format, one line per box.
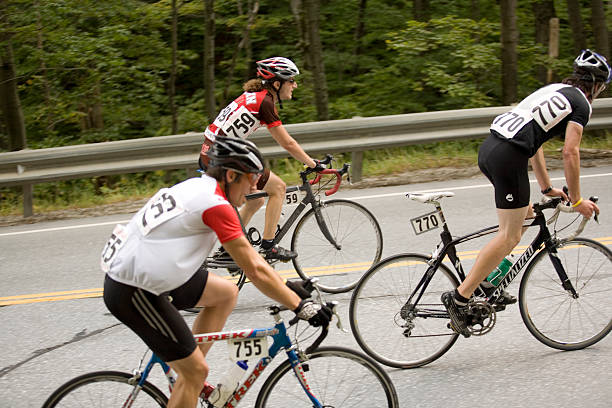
[328, 301, 347, 332]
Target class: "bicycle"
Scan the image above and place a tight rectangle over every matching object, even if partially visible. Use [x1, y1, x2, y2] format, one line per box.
[349, 191, 612, 369]
[43, 279, 399, 407]
[205, 154, 383, 294]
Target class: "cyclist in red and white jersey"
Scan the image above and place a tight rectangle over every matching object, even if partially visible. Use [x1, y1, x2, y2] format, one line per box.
[442, 49, 610, 337]
[103, 137, 331, 408]
[200, 57, 325, 262]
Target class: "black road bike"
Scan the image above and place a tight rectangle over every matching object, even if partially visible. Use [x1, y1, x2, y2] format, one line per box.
[349, 191, 612, 368]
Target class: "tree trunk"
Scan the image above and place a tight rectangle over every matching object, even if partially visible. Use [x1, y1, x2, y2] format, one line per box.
[591, 0, 610, 58]
[352, 0, 367, 74]
[304, 0, 328, 121]
[500, 0, 518, 104]
[169, 0, 178, 134]
[223, 0, 259, 100]
[0, 38, 27, 151]
[290, 0, 310, 69]
[532, 0, 556, 84]
[566, 0, 586, 55]
[413, 0, 430, 21]
[35, 0, 53, 132]
[470, 0, 480, 20]
[204, 0, 216, 120]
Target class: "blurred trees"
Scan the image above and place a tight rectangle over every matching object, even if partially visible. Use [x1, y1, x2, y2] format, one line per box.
[0, 0, 610, 152]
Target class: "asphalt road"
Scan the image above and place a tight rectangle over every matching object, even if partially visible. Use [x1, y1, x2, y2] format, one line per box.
[1, 166, 611, 407]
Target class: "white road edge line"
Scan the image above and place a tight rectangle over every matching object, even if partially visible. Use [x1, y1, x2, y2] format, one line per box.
[2, 172, 611, 237]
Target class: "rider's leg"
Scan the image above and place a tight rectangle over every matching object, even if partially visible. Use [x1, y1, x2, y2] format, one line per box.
[261, 171, 285, 241]
[167, 349, 208, 408]
[192, 273, 239, 357]
[457, 205, 529, 299]
[238, 195, 265, 227]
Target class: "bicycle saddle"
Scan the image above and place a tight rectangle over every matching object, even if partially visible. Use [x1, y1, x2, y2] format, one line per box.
[406, 191, 455, 203]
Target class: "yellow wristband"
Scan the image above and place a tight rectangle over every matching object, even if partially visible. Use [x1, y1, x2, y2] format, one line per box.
[571, 198, 583, 208]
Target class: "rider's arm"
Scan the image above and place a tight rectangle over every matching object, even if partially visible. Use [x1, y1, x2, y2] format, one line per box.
[530, 147, 552, 193]
[268, 125, 317, 168]
[223, 236, 301, 310]
[562, 122, 583, 203]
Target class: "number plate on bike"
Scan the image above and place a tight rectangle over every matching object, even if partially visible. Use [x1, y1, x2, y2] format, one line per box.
[410, 211, 442, 235]
[228, 337, 268, 361]
[284, 190, 305, 206]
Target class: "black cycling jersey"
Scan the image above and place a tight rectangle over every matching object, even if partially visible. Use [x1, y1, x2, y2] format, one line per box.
[490, 84, 591, 157]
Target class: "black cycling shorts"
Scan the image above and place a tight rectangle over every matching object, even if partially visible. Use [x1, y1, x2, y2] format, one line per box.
[103, 267, 208, 362]
[478, 133, 530, 209]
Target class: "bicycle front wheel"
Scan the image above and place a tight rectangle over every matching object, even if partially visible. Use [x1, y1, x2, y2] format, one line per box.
[291, 199, 383, 293]
[42, 371, 168, 407]
[255, 346, 399, 407]
[350, 254, 460, 368]
[519, 238, 612, 350]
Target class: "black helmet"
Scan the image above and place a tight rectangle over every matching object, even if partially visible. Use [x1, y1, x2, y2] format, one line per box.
[208, 136, 265, 174]
[574, 49, 611, 84]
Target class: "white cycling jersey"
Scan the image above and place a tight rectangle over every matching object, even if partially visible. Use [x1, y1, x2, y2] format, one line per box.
[101, 175, 243, 295]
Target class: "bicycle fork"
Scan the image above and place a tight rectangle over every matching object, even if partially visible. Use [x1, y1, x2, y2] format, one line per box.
[313, 203, 341, 250]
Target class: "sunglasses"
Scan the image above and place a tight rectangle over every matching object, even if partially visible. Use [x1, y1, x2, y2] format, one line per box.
[235, 170, 261, 183]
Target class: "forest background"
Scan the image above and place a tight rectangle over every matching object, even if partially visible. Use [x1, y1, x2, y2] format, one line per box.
[0, 0, 611, 215]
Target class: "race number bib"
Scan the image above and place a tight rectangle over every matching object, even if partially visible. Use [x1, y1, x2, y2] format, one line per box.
[221, 105, 259, 139]
[530, 92, 571, 132]
[490, 109, 531, 139]
[101, 224, 129, 272]
[138, 189, 184, 236]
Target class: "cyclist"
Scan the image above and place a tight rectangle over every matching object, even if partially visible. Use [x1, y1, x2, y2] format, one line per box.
[442, 49, 609, 337]
[102, 136, 332, 408]
[199, 57, 325, 262]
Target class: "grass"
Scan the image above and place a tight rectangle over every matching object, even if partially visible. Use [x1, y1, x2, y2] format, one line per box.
[1, 131, 611, 217]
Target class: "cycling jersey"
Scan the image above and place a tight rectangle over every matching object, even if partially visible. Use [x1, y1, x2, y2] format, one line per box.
[101, 175, 243, 295]
[490, 84, 591, 157]
[203, 90, 280, 146]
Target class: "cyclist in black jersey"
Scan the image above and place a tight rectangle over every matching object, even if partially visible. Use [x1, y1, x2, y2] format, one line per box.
[442, 50, 610, 337]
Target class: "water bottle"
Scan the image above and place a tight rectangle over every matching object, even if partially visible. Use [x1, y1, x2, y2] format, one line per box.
[208, 360, 248, 407]
[486, 254, 515, 287]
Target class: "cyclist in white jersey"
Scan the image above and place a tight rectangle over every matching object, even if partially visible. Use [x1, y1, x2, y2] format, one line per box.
[442, 50, 610, 337]
[102, 137, 332, 408]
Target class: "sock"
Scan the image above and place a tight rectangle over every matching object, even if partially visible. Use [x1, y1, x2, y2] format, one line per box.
[453, 289, 470, 307]
[261, 239, 274, 250]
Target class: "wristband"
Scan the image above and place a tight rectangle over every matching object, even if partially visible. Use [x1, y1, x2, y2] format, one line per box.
[571, 198, 583, 207]
[541, 186, 553, 195]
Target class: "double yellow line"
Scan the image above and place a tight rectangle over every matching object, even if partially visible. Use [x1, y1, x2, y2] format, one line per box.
[2, 238, 610, 307]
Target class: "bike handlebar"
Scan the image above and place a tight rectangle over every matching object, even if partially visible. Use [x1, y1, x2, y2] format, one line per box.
[305, 163, 350, 196]
[534, 194, 599, 241]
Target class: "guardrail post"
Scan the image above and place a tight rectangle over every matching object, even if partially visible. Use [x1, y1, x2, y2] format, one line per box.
[351, 151, 363, 182]
[23, 183, 33, 217]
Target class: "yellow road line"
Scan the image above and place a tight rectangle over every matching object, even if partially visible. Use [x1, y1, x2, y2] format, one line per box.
[3, 237, 610, 307]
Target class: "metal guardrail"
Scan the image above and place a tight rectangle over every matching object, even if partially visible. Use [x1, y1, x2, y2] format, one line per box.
[2, 98, 612, 216]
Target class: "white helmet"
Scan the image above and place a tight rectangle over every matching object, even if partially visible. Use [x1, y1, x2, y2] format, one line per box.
[256, 57, 300, 81]
[574, 49, 611, 84]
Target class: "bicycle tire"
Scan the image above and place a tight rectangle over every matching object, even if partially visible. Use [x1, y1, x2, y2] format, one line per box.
[42, 371, 168, 408]
[255, 346, 399, 407]
[291, 199, 383, 293]
[350, 253, 460, 368]
[519, 237, 612, 350]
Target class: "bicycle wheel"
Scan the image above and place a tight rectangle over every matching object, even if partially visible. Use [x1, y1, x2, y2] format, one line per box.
[519, 238, 612, 350]
[291, 199, 383, 293]
[255, 346, 398, 407]
[350, 253, 460, 368]
[42, 371, 168, 407]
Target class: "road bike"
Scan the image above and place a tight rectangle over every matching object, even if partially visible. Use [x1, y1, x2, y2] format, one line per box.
[205, 154, 383, 294]
[349, 191, 612, 368]
[43, 279, 399, 407]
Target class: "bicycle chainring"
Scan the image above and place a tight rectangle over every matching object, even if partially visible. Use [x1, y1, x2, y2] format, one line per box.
[465, 300, 496, 336]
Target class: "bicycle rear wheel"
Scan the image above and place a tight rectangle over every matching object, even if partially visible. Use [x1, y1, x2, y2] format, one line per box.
[255, 346, 398, 407]
[291, 199, 383, 293]
[42, 371, 168, 407]
[350, 254, 460, 368]
[519, 238, 612, 350]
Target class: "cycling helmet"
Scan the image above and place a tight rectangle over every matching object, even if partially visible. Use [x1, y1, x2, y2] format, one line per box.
[574, 49, 611, 84]
[256, 57, 300, 81]
[208, 136, 265, 174]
